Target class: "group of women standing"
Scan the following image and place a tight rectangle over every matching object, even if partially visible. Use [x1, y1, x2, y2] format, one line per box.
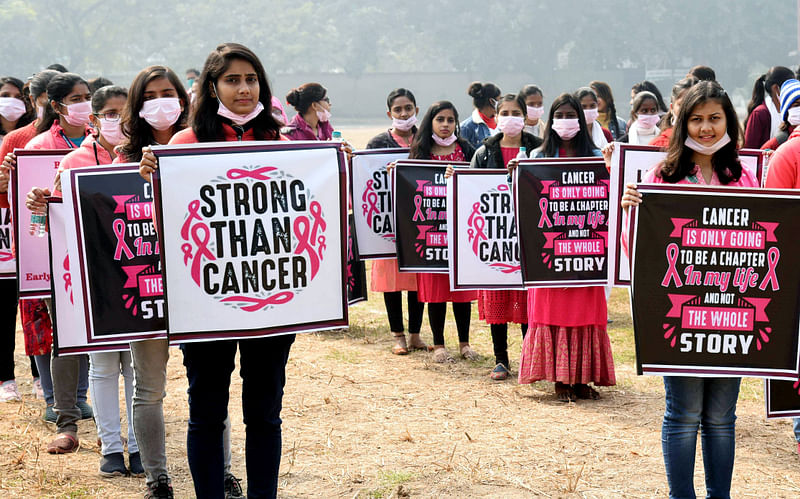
[0, 46, 797, 498]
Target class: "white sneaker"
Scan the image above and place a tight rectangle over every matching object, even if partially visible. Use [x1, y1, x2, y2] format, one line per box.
[0, 380, 22, 402]
[32, 377, 44, 399]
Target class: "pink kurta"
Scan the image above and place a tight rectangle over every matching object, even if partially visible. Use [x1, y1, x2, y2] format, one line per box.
[370, 258, 417, 292]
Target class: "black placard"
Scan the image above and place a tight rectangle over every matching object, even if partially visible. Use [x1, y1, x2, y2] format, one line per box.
[347, 213, 367, 305]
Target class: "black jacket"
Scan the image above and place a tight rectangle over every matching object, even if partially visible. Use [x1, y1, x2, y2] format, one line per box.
[470, 132, 543, 169]
[366, 128, 417, 149]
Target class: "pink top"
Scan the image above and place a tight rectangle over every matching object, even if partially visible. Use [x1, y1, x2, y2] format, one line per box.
[431, 143, 466, 162]
[26, 121, 91, 150]
[58, 135, 112, 172]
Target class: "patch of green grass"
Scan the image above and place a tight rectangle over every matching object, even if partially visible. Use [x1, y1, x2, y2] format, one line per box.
[324, 348, 361, 364]
[364, 470, 415, 498]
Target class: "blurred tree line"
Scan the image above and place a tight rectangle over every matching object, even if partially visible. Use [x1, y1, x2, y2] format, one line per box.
[0, 0, 795, 105]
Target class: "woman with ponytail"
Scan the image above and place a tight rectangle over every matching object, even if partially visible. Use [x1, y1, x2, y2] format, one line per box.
[590, 81, 626, 141]
[460, 81, 501, 149]
[283, 82, 333, 141]
[744, 66, 795, 148]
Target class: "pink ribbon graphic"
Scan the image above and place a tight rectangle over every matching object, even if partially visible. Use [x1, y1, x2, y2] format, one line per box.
[122, 265, 150, 288]
[497, 183, 508, 192]
[542, 232, 561, 249]
[467, 203, 487, 254]
[294, 216, 321, 279]
[113, 195, 136, 214]
[416, 225, 433, 240]
[0, 251, 13, 262]
[226, 166, 278, 180]
[669, 218, 694, 237]
[537, 198, 552, 228]
[757, 222, 779, 242]
[181, 200, 203, 240]
[759, 247, 780, 291]
[539, 181, 556, 194]
[661, 243, 683, 287]
[220, 291, 294, 312]
[361, 180, 380, 225]
[412, 195, 425, 222]
[742, 297, 771, 322]
[181, 223, 215, 286]
[666, 294, 696, 318]
[489, 262, 521, 273]
[113, 219, 134, 260]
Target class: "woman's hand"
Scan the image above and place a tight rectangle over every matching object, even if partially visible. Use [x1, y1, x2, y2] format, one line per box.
[53, 171, 62, 193]
[139, 146, 158, 182]
[0, 152, 17, 193]
[601, 143, 615, 170]
[26, 187, 51, 213]
[620, 182, 642, 213]
[444, 165, 455, 179]
[507, 158, 520, 174]
[340, 141, 354, 161]
[385, 161, 397, 174]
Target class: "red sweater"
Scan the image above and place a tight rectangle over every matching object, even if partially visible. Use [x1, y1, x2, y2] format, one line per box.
[765, 127, 800, 188]
[744, 104, 772, 149]
[648, 127, 673, 148]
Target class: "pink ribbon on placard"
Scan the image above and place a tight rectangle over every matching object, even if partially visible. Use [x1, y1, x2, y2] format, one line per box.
[489, 262, 521, 273]
[467, 202, 487, 254]
[497, 183, 508, 192]
[542, 232, 560, 249]
[539, 181, 556, 194]
[742, 297, 771, 322]
[759, 247, 780, 291]
[113, 219, 134, 260]
[669, 218, 694, 237]
[0, 251, 13, 262]
[537, 198, 552, 228]
[113, 195, 136, 214]
[122, 265, 150, 288]
[666, 294, 695, 318]
[361, 180, 380, 222]
[181, 223, 215, 286]
[757, 222, 779, 242]
[308, 201, 326, 244]
[661, 243, 683, 287]
[294, 216, 321, 279]
[181, 200, 203, 240]
[226, 166, 277, 180]
[220, 291, 294, 312]
[412, 195, 425, 221]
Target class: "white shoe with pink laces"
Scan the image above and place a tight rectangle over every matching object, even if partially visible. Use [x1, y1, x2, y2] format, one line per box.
[0, 380, 22, 402]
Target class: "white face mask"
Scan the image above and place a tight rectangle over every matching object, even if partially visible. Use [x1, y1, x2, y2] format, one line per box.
[684, 132, 731, 155]
[0, 97, 27, 122]
[583, 108, 599, 125]
[392, 115, 417, 131]
[788, 107, 800, 126]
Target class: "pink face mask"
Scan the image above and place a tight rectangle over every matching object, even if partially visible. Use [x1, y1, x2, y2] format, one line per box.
[99, 117, 125, 146]
[526, 105, 544, 120]
[637, 113, 661, 130]
[138, 97, 182, 131]
[392, 115, 417, 131]
[551, 118, 581, 140]
[316, 108, 331, 123]
[432, 133, 457, 147]
[497, 115, 525, 136]
[213, 83, 265, 126]
[61, 100, 92, 127]
[583, 108, 599, 124]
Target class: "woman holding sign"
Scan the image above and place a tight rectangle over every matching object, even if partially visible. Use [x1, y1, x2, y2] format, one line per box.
[620, 80, 758, 499]
[468, 93, 542, 379]
[366, 88, 428, 355]
[139, 43, 291, 499]
[511, 92, 614, 402]
[406, 101, 478, 363]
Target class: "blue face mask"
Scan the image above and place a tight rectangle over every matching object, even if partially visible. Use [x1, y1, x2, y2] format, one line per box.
[187, 78, 195, 88]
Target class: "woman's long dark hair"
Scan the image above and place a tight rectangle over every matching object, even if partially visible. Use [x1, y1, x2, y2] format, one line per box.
[409, 100, 468, 159]
[192, 43, 280, 142]
[539, 93, 596, 158]
[37, 73, 88, 134]
[119, 66, 189, 162]
[745, 66, 794, 130]
[662, 81, 741, 184]
[631, 80, 668, 112]
[590, 80, 620, 138]
[0, 76, 33, 130]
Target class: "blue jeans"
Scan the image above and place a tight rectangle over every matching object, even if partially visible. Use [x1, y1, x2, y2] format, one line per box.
[793, 418, 800, 443]
[662, 376, 740, 499]
[182, 334, 295, 499]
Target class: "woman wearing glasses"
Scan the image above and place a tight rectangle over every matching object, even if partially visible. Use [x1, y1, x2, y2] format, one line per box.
[283, 82, 334, 140]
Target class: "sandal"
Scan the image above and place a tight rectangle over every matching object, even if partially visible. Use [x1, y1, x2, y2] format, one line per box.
[391, 333, 409, 355]
[459, 344, 479, 361]
[47, 433, 79, 454]
[489, 363, 510, 381]
[573, 383, 600, 400]
[407, 333, 432, 352]
[555, 382, 576, 402]
[432, 347, 455, 363]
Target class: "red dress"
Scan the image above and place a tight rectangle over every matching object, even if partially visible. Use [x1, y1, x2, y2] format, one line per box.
[477, 146, 528, 324]
[518, 151, 615, 387]
[416, 144, 477, 303]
